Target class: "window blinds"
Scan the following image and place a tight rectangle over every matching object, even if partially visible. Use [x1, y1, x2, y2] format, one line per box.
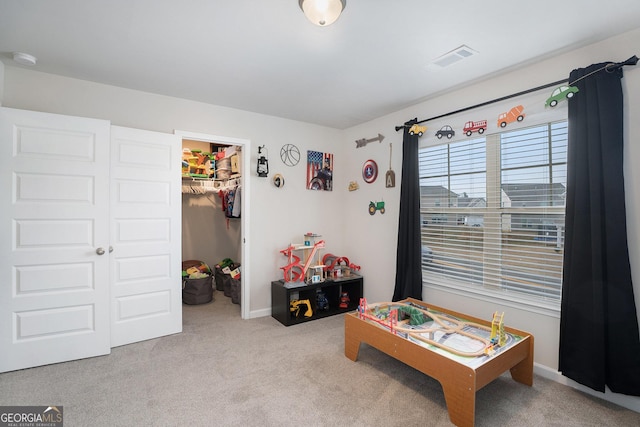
[419, 120, 567, 303]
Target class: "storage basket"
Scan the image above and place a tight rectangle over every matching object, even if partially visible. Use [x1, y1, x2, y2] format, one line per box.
[214, 266, 226, 291]
[230, 277, 241, 304]
[222, 274, 233, 297]
[182, 275, 213, 305]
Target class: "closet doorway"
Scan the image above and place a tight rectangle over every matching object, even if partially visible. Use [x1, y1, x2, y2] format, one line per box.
[176, 130, 251, 319]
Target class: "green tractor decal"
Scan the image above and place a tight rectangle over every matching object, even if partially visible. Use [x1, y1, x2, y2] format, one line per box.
[369, 201, 385, 215]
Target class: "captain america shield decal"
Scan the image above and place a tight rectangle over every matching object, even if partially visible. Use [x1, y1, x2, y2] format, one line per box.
[362, 159, 378, 183]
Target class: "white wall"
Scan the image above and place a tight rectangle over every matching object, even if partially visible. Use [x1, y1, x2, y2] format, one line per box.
[0, 60, 4, 105]
[1, 67, 345, 315]
[343, 27, 640, 411]
[182, 191, 242, 267]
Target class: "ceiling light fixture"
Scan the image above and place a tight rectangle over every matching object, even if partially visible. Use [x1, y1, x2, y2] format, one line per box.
[299, 0, 346, 26]
[12, 52, 37, 66]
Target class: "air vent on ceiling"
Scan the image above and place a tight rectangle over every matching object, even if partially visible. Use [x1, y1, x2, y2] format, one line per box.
[429, 45, 478, 69]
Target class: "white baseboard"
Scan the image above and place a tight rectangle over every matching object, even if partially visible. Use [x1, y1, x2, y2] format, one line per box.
[534, 363, 640, 413]
[249, 307, 272, 319]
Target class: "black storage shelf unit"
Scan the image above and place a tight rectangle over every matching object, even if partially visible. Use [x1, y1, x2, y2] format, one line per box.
[271, 275, 363, 326]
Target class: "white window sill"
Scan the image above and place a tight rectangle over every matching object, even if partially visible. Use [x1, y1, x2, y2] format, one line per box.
[423, 280, 561, 319]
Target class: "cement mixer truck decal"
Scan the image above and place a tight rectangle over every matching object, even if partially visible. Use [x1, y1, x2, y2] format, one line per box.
[497, 105, 525, 128]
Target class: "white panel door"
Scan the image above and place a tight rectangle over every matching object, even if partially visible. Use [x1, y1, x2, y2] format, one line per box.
[110, 126, 182, 347]
[0, 107, 111, 373]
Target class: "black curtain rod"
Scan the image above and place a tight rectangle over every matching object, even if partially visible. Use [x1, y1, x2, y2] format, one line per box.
[394, 79, 566, 131]
[395, 55, 638, 132]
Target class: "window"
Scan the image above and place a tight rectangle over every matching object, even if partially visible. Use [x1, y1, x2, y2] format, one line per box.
[419, 121, 567, 305]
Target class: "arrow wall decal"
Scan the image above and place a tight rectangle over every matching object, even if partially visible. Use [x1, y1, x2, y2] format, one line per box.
[355, 133, 385, 148]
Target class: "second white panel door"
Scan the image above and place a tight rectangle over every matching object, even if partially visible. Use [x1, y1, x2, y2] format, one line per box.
[110, 126, 182, 347]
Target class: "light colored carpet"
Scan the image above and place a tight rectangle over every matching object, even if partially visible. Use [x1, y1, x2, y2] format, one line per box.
[1, 293, 639, 426]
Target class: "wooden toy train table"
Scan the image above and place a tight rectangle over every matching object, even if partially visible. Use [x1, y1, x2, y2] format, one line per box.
[344, 298, 534, 427]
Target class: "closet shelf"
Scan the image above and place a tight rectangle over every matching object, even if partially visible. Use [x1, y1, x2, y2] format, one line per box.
[181, 173, 241, 181]
[181, 175, 241, 194]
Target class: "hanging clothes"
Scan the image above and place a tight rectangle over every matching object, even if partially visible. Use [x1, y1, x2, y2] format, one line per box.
[231, 185, 241, 218]
[218, 189, 228, 213]
[218, 185, 241, 219]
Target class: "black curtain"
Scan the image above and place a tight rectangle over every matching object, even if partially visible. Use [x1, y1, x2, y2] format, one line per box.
[559, 62, 640, 395]
[392, 119, 423, 301]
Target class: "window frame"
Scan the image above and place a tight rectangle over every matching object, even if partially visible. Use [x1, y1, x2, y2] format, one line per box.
[419, 120, 568, 317]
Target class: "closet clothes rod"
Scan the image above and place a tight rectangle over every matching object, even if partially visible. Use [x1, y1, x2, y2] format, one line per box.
[182, 180, 210, 194]
[181, 176, 241, 193]
[213, 176, 241, 190]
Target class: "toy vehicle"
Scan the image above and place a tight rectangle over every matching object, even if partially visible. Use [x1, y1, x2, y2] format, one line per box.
[339, 292, 350, 309]
[436, 125, 455, 139]
[316, 289, 329, 311]
[290, 299, 313, 318]
[497, 105, 525, 128]
[369, 201, 385, 215]
[545, 85, 579, 107]
[463, 120, 487, 136]
[409, 124, 427, 136]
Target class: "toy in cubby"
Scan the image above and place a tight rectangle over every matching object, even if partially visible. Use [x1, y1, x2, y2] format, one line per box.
[279, 233, 360, 284]
[182, 148, 216, 178]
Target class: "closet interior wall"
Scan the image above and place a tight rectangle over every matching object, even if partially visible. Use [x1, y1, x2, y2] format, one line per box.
[181, 139, 241, 270]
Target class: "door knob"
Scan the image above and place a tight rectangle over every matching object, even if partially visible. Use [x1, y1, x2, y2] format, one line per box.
[109, 246, 114, 253]
[96, 247, 106, 255]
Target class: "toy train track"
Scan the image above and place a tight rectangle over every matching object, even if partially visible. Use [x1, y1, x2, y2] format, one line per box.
[358, 299, 504, 357]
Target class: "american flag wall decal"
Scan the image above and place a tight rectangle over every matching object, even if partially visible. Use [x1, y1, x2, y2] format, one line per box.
[307, 150, 333, 191]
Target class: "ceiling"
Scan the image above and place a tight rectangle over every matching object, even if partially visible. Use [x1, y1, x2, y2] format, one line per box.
[1, 1, 640, 129]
